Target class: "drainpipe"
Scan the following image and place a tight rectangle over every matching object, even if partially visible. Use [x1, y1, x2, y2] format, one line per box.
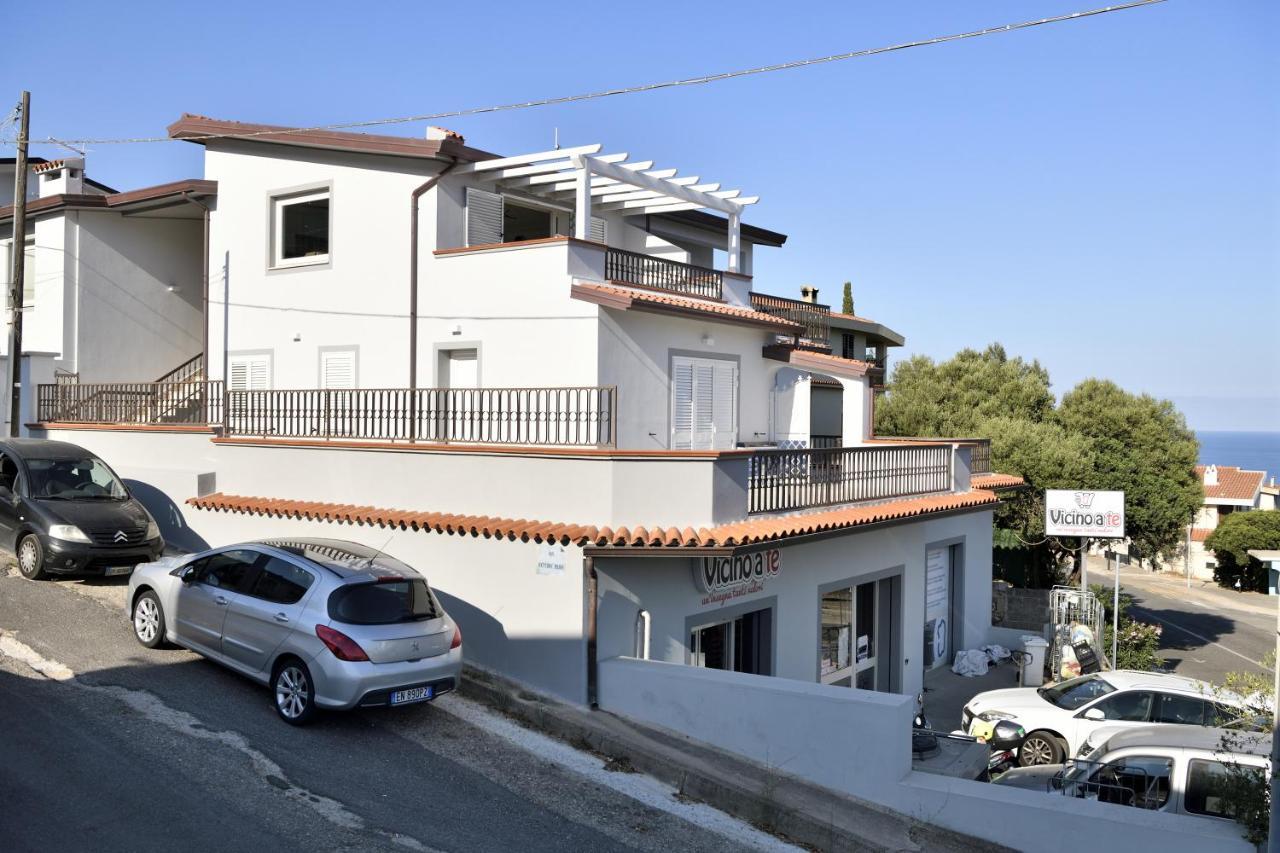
[408, 159, 459, 441]
[585, 554, 599, 708]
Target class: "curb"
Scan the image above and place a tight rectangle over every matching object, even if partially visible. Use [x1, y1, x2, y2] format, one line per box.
[459, 665, 1012, 853]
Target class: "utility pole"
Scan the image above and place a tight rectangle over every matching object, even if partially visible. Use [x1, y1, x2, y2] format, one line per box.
[6, 91, 30, 438]
[1270, 588, 1280, 853]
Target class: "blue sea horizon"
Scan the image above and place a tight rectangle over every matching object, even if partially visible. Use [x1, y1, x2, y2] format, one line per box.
[1196, 430, 1280, 483]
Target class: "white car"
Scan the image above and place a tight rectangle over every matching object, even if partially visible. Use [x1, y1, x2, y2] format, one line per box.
[963, 671, 1245, 767]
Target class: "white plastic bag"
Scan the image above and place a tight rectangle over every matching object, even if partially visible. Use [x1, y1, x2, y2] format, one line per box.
[982, 644, 1011, 663]
[951, 649, 990, 677]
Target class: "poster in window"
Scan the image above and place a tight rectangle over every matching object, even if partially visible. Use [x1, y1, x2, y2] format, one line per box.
[924, 548, 950, 669]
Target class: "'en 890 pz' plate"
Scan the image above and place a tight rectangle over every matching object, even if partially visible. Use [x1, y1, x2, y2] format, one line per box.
[390, 686, 433, 706]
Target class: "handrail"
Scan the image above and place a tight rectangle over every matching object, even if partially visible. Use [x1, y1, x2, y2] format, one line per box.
[874, 436, 991, 476]
[37, 380, 224, 425]
[749, 292, 831, 346]
[605, 246, 722, 300]
[155, 353, 204, 384]
[748, 443, 952, 514]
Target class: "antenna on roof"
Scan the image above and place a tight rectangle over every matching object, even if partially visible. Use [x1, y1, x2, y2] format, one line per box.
[553, 127, 559, 151]
[47, 136, 87, 157]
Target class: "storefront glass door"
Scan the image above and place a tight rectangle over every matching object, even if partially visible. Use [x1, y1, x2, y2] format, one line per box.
[821, 581, 879, 689]
[690, 607, 772, 676]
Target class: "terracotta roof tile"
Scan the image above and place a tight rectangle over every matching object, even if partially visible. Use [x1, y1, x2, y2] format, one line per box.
[971, 473, 1025, 489]
[572, 282, 802, 333]
[1197, 465, 1265, 501]
[1191, 528, 1214, 542]
[187, 490, 1000, 549]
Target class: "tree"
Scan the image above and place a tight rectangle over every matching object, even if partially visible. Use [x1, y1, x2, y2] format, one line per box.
[1209, 658, 1274, 847]
[841, 281, 854, 315]
[1206, 511, 1280, 591]
[874, 344, 1054, 437]
[1056, 380, 1202, 562]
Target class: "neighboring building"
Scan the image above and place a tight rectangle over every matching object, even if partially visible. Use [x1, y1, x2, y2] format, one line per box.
[28, 114, 1023, 743]
[1185, 464, 1267, 579]
[0, 157, 212, 416]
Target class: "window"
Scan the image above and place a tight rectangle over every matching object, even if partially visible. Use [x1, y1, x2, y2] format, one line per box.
[248, 557, 314, 605]
[1090, 755, 1173, 809]
[1039, 674, 1116, 710]
[440, 348, 478, 389]
[671, 355, 738, 450]
[26, 456, 127, 500]
[195, 549, 262, 592]
[0, 453, 16, 493]
[466, 187, 504, 246]
[328, 579, 441, 625]
[1, 237, 35, 309]
[228, 353, 271, 390]
[1153, 693, 1209, 725]
[272, 189, 330, 267]
[689, 607, 772, 675]
[820, 588, 853, 680]
[1186, 758, 1254, 819]
[320, 348, 356, 389]
[1090, 691, 1155, 722]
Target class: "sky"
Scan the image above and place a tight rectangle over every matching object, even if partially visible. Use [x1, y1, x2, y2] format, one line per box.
[2, 0, 1276, 431]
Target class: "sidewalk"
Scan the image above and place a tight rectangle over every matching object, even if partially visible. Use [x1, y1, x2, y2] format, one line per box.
[1083, 554, 1277, 620]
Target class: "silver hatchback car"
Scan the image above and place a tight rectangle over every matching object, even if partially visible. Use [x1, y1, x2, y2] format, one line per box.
[128, 538, 463, 724]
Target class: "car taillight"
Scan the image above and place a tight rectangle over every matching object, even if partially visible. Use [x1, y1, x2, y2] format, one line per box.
[316, 625, 369, 662]
[450, 625, 462, 650]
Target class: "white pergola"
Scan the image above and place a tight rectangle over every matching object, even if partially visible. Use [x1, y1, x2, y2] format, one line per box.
[451, 144, 759, 272]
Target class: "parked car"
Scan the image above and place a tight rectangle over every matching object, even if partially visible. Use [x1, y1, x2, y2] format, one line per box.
[128, 538, 462, 724]
[0, 438, 163, 579]
[962, 670, 1247, 767]
[993, 724, 1269, 824]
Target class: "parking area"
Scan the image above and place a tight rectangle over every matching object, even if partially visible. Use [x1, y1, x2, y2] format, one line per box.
[923, 657, 1021, 733]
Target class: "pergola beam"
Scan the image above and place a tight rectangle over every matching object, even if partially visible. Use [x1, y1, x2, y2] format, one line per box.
[477, 152, 628, 183]
[573, 155, 744, 216]
[452, 143, 601, 174]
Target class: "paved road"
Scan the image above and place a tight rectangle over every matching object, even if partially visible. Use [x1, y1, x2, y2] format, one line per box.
[0, 569, 794, 853]
[1088, 563, 1272, 684]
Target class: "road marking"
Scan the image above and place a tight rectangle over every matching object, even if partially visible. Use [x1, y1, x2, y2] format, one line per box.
[436, 694, 801, 852]
[1129, 606, 1268, 670]
[0, 631, 437, 852]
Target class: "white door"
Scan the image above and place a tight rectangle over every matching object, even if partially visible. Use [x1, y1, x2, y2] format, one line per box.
[671, 356, 738, 450]
[442, 349, 478, 389]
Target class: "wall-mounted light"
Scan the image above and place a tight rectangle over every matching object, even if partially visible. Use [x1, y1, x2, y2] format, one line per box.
[701, 333, 715, 347]
[292, 331, 302, 342]
[166, 284, 179, 293]
[451, 324, 462, 336]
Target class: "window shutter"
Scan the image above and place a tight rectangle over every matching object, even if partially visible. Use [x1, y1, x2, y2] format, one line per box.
[228, 354, 270, 390]
[710, 361, 738, 449]
[465, 187, 504, 246]
[671, 358, 694, 449]
[589, 216, 608, 244]
[320, 349, 356, 389]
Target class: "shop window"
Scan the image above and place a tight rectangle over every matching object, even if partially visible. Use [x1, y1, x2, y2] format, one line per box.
[690, 607, 771, 676]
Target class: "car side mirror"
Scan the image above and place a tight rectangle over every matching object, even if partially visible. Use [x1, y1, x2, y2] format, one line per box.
[1084, 708, 1105, 721]
[179, 566, 198, 584]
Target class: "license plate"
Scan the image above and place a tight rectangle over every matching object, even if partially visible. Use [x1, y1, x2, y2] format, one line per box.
[104, 565, 135, 576]
[390, 686, 433, 706]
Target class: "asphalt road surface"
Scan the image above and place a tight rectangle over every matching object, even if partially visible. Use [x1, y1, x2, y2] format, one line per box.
[0, 569, 796, 853]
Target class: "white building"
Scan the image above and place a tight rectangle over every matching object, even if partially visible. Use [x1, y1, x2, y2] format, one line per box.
[0, 156, 212, 428]
[1186, 463, 1269, 580]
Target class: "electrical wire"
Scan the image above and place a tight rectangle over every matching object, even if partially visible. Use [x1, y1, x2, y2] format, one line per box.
[1, 1, 1167, 148]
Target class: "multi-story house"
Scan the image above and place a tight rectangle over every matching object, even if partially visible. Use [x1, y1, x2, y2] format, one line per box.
[31, 114, 1023, 721]
[1186, 464, 1269, 579]
[0, 156, 212, 433]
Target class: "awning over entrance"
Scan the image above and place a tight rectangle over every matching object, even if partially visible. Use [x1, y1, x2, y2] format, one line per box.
[451, 144, 759, 271]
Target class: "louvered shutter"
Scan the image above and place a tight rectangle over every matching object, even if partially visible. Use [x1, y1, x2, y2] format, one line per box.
[671, 358, 694, 449]
[465, 187, 504, 246]
[228, 354, 270, 390]
[710, 361, 738, 449]
[320, 349, 356, 389]
[589, 217, 608, 244]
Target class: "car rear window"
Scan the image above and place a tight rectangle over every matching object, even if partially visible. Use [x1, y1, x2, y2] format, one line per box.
[328, 579, 440, 625]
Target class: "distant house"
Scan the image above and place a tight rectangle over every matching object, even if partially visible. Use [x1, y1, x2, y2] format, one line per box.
[1186, 464, 1268, 579]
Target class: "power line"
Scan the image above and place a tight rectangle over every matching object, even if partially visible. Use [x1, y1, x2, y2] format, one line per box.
[2, 0, 1167, 148]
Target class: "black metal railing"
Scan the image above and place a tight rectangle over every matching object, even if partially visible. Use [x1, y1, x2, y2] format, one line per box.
[748, 443, 952, 514]
[37, 381, 224, 426]
[809, 434, 842, 449]
[156, 353, 204, 384]
[224, 386, 617, 447]
[872, 436, 992, 476]
[750, 293, 831, 347]
[605, 247, 722, 300]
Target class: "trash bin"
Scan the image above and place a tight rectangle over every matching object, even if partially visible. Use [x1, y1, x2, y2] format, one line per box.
[1021, 636, 1049, 687]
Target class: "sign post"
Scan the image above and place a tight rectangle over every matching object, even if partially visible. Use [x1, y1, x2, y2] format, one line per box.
[1047, 490, 1126, 670]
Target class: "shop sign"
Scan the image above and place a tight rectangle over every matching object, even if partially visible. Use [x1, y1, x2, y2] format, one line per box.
[536, 543, 566, 575]
[695, 549, 780, 605]
[1045, 490, 1125, 538]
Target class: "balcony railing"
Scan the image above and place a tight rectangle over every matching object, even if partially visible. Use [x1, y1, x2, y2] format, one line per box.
[748, 443, 953, 514]
[224, 386, 617, 447]
[872, 436, 991, 475]
[749, 293, 831, 348]
[37, 381, 224, 426]
[605, 247, 722, 300]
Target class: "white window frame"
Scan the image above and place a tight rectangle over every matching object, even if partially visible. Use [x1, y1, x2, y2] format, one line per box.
[318, 346, 358, 390]
[0, 236, 36, 311]
[270, 187, 331, 270]
[228, 351, 273, 390]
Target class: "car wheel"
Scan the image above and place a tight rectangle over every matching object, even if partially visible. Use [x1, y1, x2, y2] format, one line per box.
[272, 659, 317, 726]
[16, 534, 46, 580]
[1018, 731, 1064, 767]
[132, 591, 166, 649]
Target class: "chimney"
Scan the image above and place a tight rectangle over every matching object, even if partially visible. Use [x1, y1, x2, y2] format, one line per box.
[34, 158, 86, 197]
[800, 285, 819, 304]
[1203, 465, 1218, 487]
[425, 126, 465, 144]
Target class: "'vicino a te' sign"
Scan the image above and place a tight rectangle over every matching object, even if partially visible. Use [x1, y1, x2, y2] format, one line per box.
[1045, 490, 1125, 539]
[695, 550, 781, 604]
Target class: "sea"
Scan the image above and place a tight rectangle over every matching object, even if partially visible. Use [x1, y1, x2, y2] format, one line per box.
[1197, 431, 1280, 484]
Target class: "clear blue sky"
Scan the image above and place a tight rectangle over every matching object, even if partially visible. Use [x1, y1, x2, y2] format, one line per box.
[3, 0, 1276, 430]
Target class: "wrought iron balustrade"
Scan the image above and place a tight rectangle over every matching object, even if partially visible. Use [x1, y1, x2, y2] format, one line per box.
[37, 381, 224, 426]
[605, 247, 722, 300]
[749, 292, 831, 347]
[748, 443, 953, 514]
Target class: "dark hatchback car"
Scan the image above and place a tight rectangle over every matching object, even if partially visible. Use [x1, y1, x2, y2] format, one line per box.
[0, 439, 163, 579]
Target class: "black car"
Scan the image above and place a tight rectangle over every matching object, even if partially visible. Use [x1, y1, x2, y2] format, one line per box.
[0, 439, 164, 579]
